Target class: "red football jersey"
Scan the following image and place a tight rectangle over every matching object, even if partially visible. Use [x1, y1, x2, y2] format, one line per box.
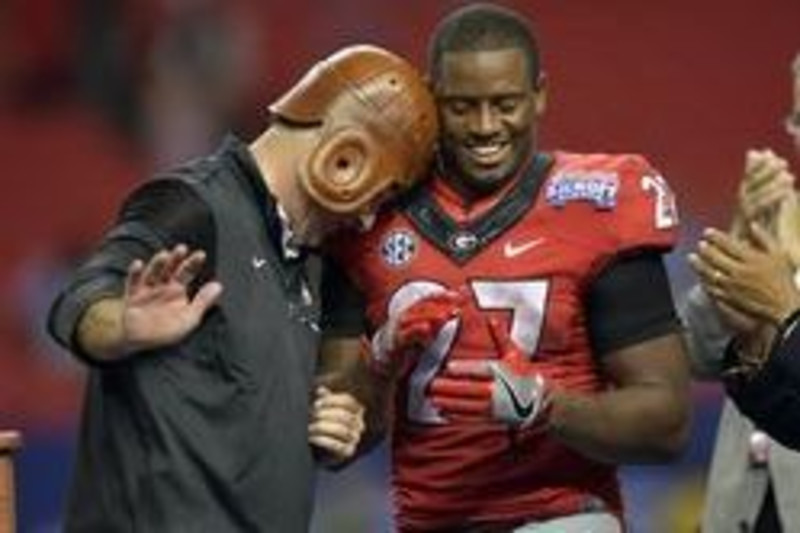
[333, 152, 679, 529]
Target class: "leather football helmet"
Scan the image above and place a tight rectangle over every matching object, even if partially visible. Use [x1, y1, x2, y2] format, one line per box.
[270, 45, 438, 214]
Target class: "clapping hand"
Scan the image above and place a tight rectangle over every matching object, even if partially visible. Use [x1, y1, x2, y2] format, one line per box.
[689, 226, 800, 329]
[733, 149, 794, 236]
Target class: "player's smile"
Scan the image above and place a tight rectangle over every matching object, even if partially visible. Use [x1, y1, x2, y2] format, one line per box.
[464, 138, 511, 167]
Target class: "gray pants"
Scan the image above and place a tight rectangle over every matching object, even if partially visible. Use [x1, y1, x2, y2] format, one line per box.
[513, 512, 622, 533]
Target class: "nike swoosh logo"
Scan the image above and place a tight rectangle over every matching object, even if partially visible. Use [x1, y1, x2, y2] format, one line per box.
[252, 257, 268, 269]
[503, 238, 545, 258]
[497, 372, 534, 420]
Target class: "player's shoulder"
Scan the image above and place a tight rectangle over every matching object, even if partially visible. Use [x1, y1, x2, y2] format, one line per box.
[551, 151, 658, 176]
[546, 151, 669, 205]
[544, 151, 678, 230]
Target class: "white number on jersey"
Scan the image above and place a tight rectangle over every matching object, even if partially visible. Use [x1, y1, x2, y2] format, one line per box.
[384, 279, 549, 424]
[641, 174, 678, 229]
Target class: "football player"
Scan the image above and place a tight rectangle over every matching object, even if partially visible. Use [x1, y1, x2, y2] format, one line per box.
[318, 5, 690, 531]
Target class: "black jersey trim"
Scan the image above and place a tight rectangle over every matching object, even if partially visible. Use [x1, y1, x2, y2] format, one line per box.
[403, 153, 553, 264]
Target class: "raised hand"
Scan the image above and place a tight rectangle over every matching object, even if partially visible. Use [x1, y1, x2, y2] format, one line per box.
[428, 318, 553, 428]
[120, 244, 223, 353]
[775, 189, 800, 268]
[734, 149, 794, 235]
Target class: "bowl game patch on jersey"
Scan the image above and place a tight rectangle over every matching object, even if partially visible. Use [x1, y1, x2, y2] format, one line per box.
[545, 171, 619, 209]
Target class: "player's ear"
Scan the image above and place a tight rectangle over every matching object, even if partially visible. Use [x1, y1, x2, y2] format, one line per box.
[424, 74, 437, 98]
[533, 72, 547, 116]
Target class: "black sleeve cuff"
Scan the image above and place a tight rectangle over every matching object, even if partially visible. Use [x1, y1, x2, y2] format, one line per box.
[766, 307, 800, 384]
[47, 275, 123, 366]
[726, 368, 800, 450]
[723, 314, 800, 450]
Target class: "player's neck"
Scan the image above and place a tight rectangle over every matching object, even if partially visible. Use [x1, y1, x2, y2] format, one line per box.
[434, 172, 518, 223]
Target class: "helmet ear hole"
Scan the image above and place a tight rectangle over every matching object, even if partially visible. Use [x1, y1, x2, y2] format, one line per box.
[302, 127, 384, 213]
[326, 143, 365, 188]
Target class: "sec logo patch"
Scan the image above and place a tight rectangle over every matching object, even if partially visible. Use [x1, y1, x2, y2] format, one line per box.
[380, 229, 417, 268]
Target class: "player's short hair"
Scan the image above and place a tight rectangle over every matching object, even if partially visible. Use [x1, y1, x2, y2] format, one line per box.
[427, 3, 540, 87]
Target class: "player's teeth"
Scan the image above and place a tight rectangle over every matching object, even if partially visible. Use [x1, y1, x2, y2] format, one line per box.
[472, 145, 501, 156]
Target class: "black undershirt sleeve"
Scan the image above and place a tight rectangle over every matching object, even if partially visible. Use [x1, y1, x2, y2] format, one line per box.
[320, 256, 368, 339]
[586, 251, 682, 357]
[47, 178, 215, 358]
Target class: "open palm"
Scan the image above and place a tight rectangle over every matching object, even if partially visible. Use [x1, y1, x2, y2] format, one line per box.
[122, 245, 223, 351]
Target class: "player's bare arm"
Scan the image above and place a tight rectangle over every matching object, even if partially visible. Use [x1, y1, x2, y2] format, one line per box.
[316, 337, 392, 459]
[547, 332, 690, 463]
[317, 289, 466, 456]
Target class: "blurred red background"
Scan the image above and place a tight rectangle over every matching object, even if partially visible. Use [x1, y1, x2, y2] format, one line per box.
[1, 0, 798, 531]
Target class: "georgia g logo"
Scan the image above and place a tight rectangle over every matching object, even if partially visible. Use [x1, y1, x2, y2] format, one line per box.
[380, 229, 418, 268]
